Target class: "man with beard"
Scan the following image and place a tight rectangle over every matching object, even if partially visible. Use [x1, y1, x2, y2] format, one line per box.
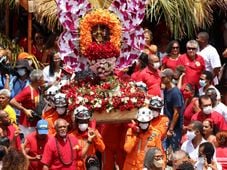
[41, 118, 95, 170]
[0, 110, 21, 150]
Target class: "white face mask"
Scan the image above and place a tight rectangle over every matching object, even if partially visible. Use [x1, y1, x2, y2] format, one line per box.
[199, 80, 206, 87]
[139, 122, 149, 130]
[172, 79, 178, 85]
[203, 106, 213, 115]
[78, 123, 88, 132]
[17, 68, 27, 76]
[56, 107, 66, 115]
[153, 159, 164, 168]
[186, 130, 196, 141]
[153, 62, 160, 69]
[197, 156, 205, 164]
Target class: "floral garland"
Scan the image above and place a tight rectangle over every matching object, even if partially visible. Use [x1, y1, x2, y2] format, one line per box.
[79, 9, 122, 58]
[84, 42, 120, 60]
[62, 77, 145, 113]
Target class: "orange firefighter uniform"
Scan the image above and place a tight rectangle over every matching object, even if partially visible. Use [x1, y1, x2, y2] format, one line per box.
[43, 109, 72, 135]
[70, 128, 105, 170]
[102, 123, 128, 170]
[151, 115, 169, 140]
[123, 125, 162, 170]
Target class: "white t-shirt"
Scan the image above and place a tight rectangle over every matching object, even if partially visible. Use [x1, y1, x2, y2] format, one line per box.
[181, 138, 207, 161]
[214, 102, 227, 122]
[43, 66, 61, 84]
[198, 45, 221, 85]
[198, 85, 221, 100]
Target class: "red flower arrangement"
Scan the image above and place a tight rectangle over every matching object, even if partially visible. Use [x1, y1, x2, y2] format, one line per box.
[84, 42, 120, 60]
[62, 76, 145, 113]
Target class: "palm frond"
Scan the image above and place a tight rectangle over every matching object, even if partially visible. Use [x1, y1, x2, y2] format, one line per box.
[146, 0, 214, 39]
[0, 0, 225, 39]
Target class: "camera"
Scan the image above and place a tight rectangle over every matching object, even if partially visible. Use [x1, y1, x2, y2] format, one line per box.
[0, 136, 10, 148]
[0, 55, 16, 75]
[85, 155, 100, 170]
[28, 111, 41, 122]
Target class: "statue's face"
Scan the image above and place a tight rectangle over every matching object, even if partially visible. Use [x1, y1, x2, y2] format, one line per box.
[89, 57, 116, 80]
[91, 24, 110, 44]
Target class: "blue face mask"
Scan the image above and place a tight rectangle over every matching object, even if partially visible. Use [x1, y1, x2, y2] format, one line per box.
[199, 79, 206, 87]
[17, 68, 27, 76]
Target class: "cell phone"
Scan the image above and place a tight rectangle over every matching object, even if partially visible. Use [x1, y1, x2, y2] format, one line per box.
[19, 133, 25, 142]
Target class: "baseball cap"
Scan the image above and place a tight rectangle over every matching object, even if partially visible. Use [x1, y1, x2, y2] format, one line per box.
[37, 119, 48, 135]
[160, 68, 174, 78]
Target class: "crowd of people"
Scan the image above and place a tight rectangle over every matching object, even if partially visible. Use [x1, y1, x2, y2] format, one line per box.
[0, 29, 226, 170]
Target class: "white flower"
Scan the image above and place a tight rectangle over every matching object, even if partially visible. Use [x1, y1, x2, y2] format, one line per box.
[130, 87, 136, 93]
[93, 99, 102, 108]
[131, 97, 137, 103]
[121, 97, 130, 103]
[106, 106, 114, 113]
[90, 91, 95, 95]
[76, 96, 84, 104]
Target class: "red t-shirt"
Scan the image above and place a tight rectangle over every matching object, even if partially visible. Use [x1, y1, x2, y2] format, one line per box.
[177, 54, 205, 87]
[162, 55, 179, 70]
[6, 125, 21, 150]
[25, 131, 50, 170]
[131, 70, 143, 82]
[183, 98, 199, 126]
[41, 135, 81, 170]
[14, 86, 40, 127]
[191, 111, 227, 131]
[216, 147, 227, 169]
[139, 67, 161, 96]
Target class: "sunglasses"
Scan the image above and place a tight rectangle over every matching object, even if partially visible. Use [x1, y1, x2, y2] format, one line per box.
[172, 46, 179, 49]
[187, 47, 197, 50]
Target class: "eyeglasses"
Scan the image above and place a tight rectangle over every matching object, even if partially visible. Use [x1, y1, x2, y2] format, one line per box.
[187, 47, 197, 50]
[154, 155, 164, 160]
[172, 46, 179, 49]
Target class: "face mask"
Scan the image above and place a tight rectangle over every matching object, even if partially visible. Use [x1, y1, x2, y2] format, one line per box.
[197, 156, 205, 164]
[152, 110, 160, 118]
[153, 62, 160, 69]
[153, 159, 164, 168]
[203, 106, 212, 115]
[139, 122, 149, 130]
[172, 79, 178, 85]
[56, 107, 66, 115]
[17, 68, 27, 76]
[78, 123, 88, 132]
[199, 80, 206, 87]
[186, 131, 196, 141]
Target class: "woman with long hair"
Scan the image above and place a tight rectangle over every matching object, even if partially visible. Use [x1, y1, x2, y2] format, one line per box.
[202, 118, 217, 145]
[2, 147, 29, 170]
[162, 40, 181, 70]
[43, 51, 63, 85]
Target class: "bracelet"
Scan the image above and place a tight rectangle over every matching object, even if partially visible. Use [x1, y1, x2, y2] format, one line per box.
[87, 140, 92, 144]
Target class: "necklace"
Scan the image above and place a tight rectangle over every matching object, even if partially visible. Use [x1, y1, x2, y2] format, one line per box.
[55, 136, 74, 166]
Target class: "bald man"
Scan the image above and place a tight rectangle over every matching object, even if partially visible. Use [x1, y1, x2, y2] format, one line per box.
[41, 118, 95, 170]
[138, 54, 161, 96]
[197, 31, 221, 85]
